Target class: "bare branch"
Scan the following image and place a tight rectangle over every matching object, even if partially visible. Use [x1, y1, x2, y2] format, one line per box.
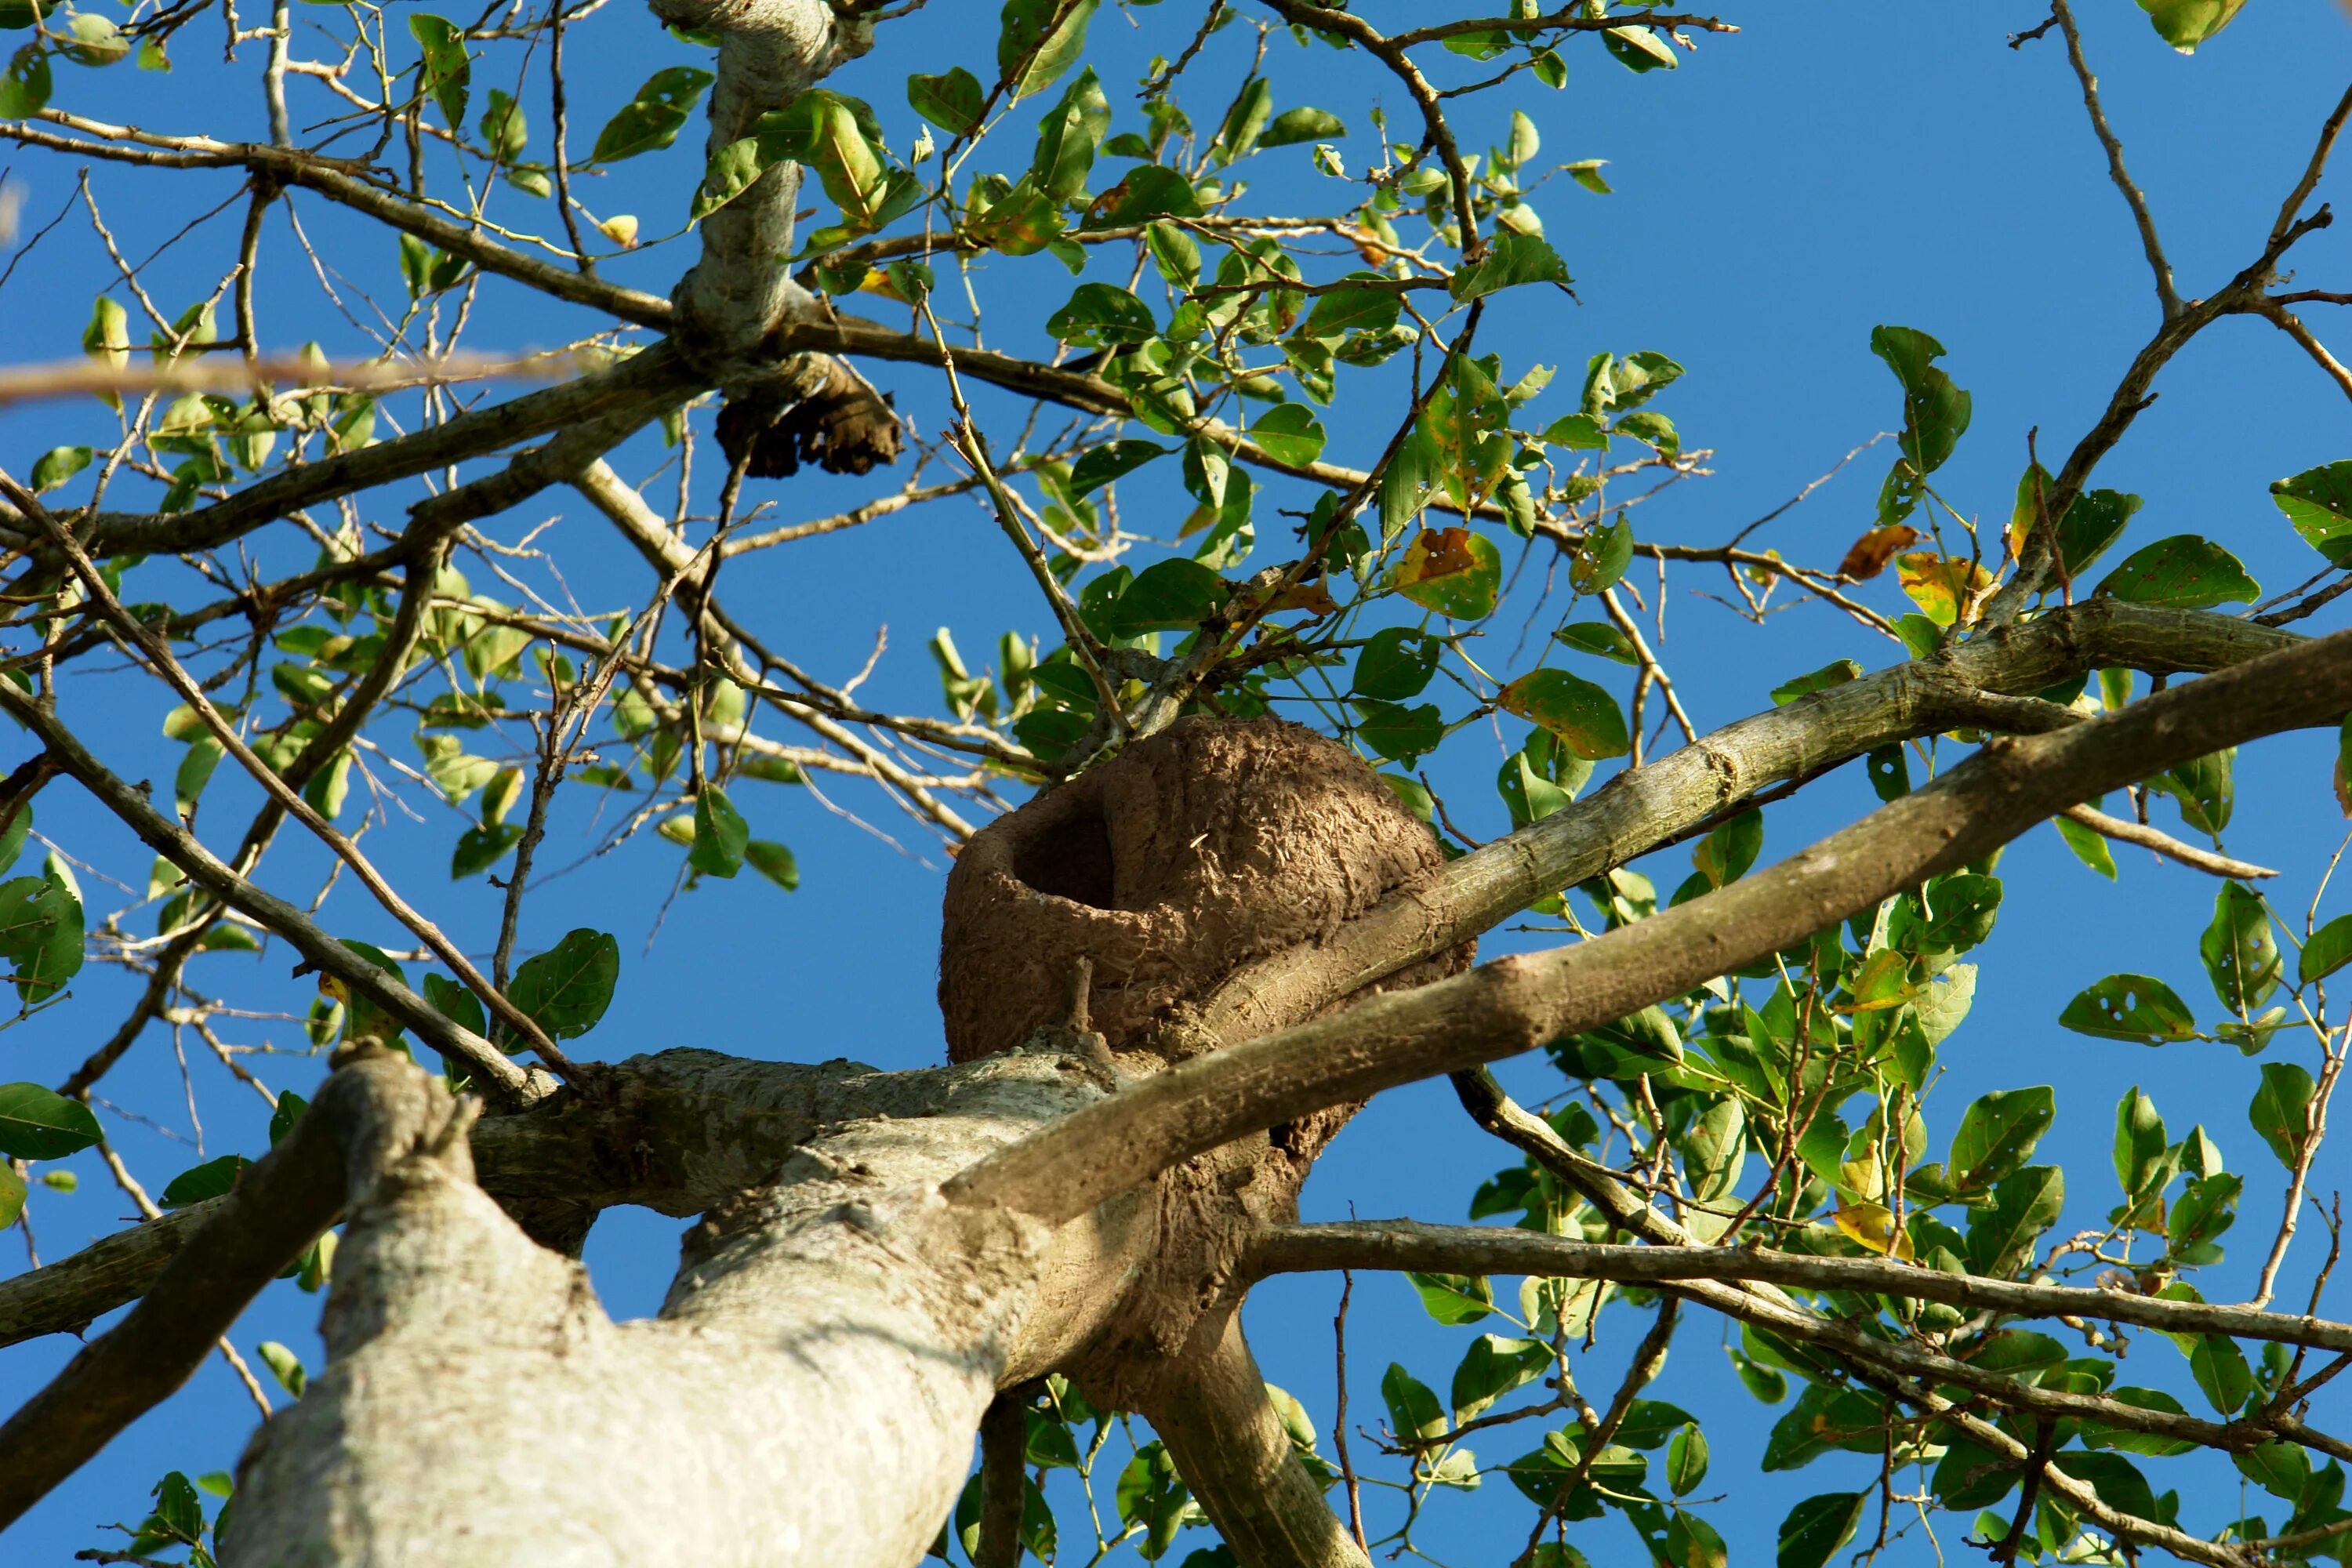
[2060, 800, 2278, 878]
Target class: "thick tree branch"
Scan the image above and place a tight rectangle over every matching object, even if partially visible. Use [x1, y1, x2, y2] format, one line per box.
[1139, 1313, 1370, 1568]
[1194, 600, 2296, 1046]
[0, 1051, 434, 1530]
[947, 626, 2352, 1226]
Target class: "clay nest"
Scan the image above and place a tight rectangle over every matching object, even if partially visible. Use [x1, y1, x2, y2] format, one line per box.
[938, 717, 1475, 1065]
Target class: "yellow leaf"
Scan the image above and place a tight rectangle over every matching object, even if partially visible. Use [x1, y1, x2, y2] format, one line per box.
[1832, 1202, 1915, 1259]
[596, 213, 640, 248]
[1896, 552, 1993, 627]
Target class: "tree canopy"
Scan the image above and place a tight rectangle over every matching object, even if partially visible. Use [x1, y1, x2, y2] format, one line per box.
[2, 0, 2351, 1565]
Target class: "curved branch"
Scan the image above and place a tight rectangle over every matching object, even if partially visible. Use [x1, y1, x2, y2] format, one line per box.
[1244, 1221, 2352, 1356]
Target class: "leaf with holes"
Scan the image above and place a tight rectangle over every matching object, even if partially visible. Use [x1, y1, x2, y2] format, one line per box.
[2199, 880, 2279, 1015]
[1498, 670, 1628, 761]
[1570, 512, 1632, 595]
[1389, 528, 1501, 619]
[1352, 628, 1441, 701]
[2059, 973, 2198, 1044]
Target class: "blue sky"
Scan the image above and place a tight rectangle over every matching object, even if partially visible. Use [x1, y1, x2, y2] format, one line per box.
[3, 0, 2351, 1561]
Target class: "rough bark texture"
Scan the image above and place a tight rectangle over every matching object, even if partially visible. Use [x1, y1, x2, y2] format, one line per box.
[941, 717, 1471, 1065]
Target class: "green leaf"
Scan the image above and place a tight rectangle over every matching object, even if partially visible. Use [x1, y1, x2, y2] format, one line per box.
[0, 1160, 24, 1231]
[745, 840, 800, 891]
[480, 87, 527, 164]
[450, 823, 522, 879]
[2095, 534, 2259, 608]
[1667, 1425, 1708, 1496]
[2139, 0, 2249, 52]
[2082, 1386, 2199, 1456]
[1450, 230, 1571, 303]
[1103, 558, 1224, 635]
[2190, 1332, 2255, 1414]
[1031, 67, 1107, 202]
[422, 972, 487, 1038]
[1694, 811, 1764, 891]
[2114, 1085, 2169, 1200]
[1248, 404, 1327, 468]
[160, 1153, 248, 1208]
[1948, 1086, 2054, 1192]
[2059, 973, 2198, 1044]
[1965, 1164, 2064, 1277]
[2201, 880, 2280, 1014]
[509, 928, 619, 1041]
[406, 15, 469, 129]
[690, 786, 750, 878]
[590, 66, 713, 162]
[1080, 165, 1201, 230]
[2054, 813, 2117, 878]
[2234, 1441, 2312, 1503]
[1068, 440, 1169, 498]
[1044, 281, 1156, 347]
[907, 66, 984, 136]
[1613, 1399, 1699, 1449]
[0, 804, 27, 878]
[1770, 659, 1862, 706]
[1571, 512, 1633, 595]
[692, 136, 772, 222]
[1553, 622, 1638, 665]
[1260, 106, 1346, 147]
[1497, 669, 1629, 761]
[1352, 628, 1441, 701]
[256, 1340, 306, 1398]
[1450, 1334, 1549, 1421]
[1352, 699, 1443, 763]
[0, 1082, 101, 1160]
[2302, 912, 2352, 984]
[2269, 460, 2352, 563]
[0, 873, 82, 1002]
[996, 0, 1098, 99]
[1406, 1271, 1493, 1326]
[2249, 1061, 2315, 1169]
[1868, 326, 1969, 529]
[0, 42, 53, 115]
[30, 445, 92, 494]
[1380, 1362, 1446, 1443]
[1777, 1492, 1864, 1568]
[1212, 75, 1272, 165]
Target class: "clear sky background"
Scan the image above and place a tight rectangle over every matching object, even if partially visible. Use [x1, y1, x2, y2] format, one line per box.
[3, 0, 2351, 1562]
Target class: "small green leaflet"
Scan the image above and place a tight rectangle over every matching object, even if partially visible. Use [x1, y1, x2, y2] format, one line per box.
[996, 0, 1098, 100]
[1769, 659, 1862, 706]
[2138, 0, 2249, 53]
[1776, 1491, 1864, 1568]
[690, 786, 750, 878]
[2248, 1062, 2314, 1169]
[2302, 911, 2352, 984]
[906, 67, 984, 137]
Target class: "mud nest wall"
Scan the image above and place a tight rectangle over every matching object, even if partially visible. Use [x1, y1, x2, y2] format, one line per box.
[939, 717, 1472, 1063]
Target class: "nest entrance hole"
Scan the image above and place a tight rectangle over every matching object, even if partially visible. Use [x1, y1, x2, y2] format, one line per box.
[1014, 807, 1115, 910]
